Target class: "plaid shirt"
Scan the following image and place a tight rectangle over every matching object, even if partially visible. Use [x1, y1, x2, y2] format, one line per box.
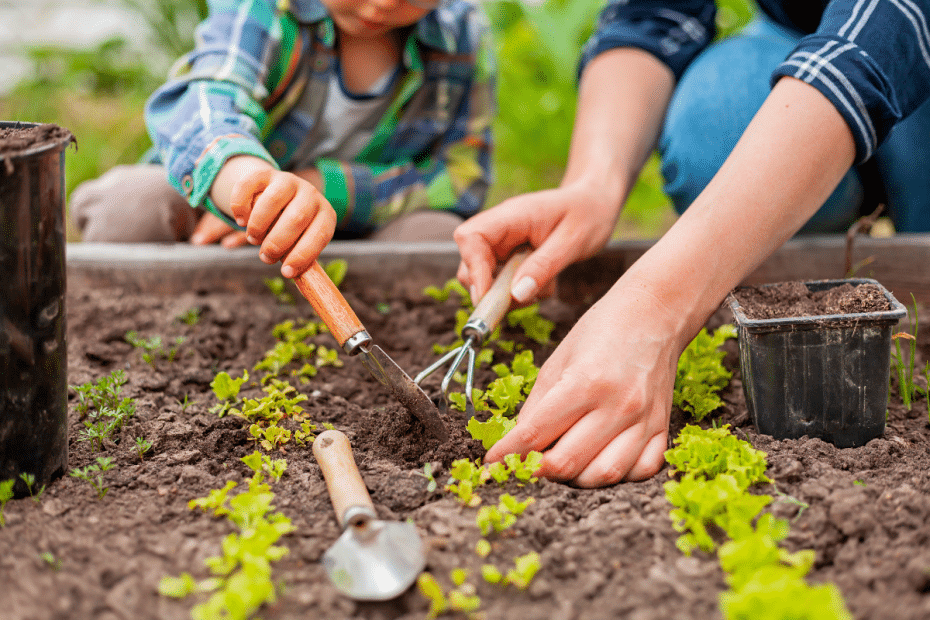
[145, 0, 495, 234]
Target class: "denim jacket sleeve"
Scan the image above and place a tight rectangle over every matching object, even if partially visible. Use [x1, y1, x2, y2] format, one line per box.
[144, 0, 287, 225]
[771, 0, 930, 163]
[579, 0, 717, 80]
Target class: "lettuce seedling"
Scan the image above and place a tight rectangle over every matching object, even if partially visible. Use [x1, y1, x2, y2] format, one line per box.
[719, 563, 852, 620]
[264, 277, 295, 304]
[40, 551, 61, 571]
[323, 259, 348, 287]
[0, 479, 14, 526]
[475, 539, 492, 558]
[665, 424, 771, 490]
[504, 452, 543, 482]
[506, 304, 554, 344]
[249, 424, 292, 452]
[418, 462, 439, 493]
[504, 552, 541, 590]
[674, 324, 737, 421]
[125, 331, 186, 367]
[241, 451, 287, 483]
[417, 572, 449, 620]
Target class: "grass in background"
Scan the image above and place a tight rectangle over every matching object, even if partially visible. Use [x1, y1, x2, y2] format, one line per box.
[0, 0, 754, 242]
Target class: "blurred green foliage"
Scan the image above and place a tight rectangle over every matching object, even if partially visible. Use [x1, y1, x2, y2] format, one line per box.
[0, 0, 753, 241]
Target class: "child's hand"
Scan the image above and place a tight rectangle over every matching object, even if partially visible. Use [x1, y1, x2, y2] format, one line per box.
[212, 156, 337, 279]
[189, 212, 248, 248]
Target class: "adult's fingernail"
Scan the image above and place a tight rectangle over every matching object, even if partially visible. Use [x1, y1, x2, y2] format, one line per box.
[259, 252, 272, 264]
[247, 235, 259, 245]
[281, 265, 295, 279]
[512, 276, 538, 303]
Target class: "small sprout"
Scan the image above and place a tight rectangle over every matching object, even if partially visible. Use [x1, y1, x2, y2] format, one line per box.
[450, 568, 469, 587]
[293, 420, 318, 446]
[853, 480, 866, 487]
[323, 259, 348, 287]
[417, 573, 448, 620]
[0, 479, 14, 526]
[322, 422, 336, 431]
[475, 539, 492, 558]
[419, 462, 438, 493]
[158, 572, 199, 598]
[504, 552, 541, 590]
[135, 436, 153, 460]
[176, 307, 201, 326]
[264, 277, 295, 304]
[19, 472, 45, 503]
[69, 457, 114, 499]
[482, 564, 503, 584]
[176, 394, 195, 413]
[376, 302, 391, 314]
[40, 551, 61, 571]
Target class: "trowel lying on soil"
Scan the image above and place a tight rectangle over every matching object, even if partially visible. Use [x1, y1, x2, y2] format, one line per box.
[293, 262, 448, 441]
[313, 429, 426, 601]
[415, 249, 529, 417]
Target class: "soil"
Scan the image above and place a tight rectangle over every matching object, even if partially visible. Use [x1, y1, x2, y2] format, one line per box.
[1, 274, 929, 620]
[0, 123, 75, 174]
[732, 281, 891, 320]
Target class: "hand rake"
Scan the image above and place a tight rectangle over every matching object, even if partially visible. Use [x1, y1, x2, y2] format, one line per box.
[414, 250, 529, 416]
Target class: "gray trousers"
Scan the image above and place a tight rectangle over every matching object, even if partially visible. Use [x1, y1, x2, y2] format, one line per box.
[70, 164, 464, 243]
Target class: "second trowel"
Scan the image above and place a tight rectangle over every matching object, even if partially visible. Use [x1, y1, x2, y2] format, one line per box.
[292, 262, 448, 442]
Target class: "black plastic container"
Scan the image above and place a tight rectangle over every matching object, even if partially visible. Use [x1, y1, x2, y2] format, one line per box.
[728, 278, 907, 448]
[1, 121, 74, 495]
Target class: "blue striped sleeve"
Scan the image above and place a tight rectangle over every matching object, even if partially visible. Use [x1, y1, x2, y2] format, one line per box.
[771, 0, 930, 163]
[579, 0, 717, 81]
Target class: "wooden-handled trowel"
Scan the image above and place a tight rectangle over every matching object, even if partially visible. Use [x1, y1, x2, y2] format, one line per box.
[293, 262, 448, 441]
[313, 430, 426, 600]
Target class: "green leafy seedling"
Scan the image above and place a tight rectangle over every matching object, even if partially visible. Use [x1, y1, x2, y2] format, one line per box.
[264, 276, 295, 304]
[176, 307, 201, 326]
[419, 462, 439, 493]
[323, 259, 348, 287]
[69, 457, 115, 499]
[0, 479, 14, 526]
[19, 472, 45, 503]
[40, 551, 62, 571]
[135, 436, 153, 460]
[674, 324, 737, 421]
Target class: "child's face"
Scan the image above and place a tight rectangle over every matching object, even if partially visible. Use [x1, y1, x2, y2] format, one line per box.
[322, 0, 439, 38]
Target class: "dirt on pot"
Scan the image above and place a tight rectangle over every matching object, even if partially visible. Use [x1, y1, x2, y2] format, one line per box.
[734, 280, 891, 320]
[0, 275, 928, 620]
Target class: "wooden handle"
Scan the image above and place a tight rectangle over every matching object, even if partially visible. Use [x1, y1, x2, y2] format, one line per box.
[313, 430, 375, 528]
[293, 262, 365, 347]
[469, 249, 530, 332]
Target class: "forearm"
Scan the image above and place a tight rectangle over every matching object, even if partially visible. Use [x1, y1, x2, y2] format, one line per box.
[619, 76, 857, 349]
[562, 48, 675, 218]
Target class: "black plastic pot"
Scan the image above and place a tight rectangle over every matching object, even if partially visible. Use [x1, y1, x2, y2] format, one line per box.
[728, 278, 907, 448]
[1, 121, 74, 495]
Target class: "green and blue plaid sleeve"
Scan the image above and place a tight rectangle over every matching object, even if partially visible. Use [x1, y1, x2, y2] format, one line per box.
[320, 3, 496, 234]
[144, 0, 284, 225]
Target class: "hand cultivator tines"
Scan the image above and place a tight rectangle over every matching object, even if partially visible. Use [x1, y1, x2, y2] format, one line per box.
[415, 250, 529, 415]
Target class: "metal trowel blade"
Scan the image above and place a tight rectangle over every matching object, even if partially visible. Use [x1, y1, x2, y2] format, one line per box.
[360, 345, 449, 442]
[323, 519, 426, 601]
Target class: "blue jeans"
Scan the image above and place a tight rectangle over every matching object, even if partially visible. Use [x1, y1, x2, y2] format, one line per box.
[659, 17, 930, 233]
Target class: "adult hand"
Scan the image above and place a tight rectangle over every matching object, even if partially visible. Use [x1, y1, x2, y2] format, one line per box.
[483, 277, 683, 487]
[189, 212, 249, 248]
[454, 180, 620, 305]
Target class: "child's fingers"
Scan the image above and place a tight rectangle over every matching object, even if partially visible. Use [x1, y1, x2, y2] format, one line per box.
[258, 184, 322, 264]
[229, 170, 273, 227]
[245, 175, 298, 243]
[279, 202, 338, 279]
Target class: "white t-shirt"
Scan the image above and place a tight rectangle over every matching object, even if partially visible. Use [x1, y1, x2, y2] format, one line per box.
[302, 61, 398, 162]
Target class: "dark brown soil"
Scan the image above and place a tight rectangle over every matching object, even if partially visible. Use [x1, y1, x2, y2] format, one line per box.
[1, 274, 929, 620]
[733, 281, 891, 320]
[0, 123, 76, 175]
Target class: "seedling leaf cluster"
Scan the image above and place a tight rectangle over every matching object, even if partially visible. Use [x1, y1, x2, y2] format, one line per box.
[664, 424, 851, 620]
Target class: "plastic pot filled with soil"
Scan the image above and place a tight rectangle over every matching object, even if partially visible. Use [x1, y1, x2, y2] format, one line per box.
[0, 122, 75, 494]
[728, 278, 907, 447]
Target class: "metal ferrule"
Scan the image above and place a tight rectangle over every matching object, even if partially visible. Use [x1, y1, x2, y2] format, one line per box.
[461, 318, 490, 342]
[343, 331, 372, 356]
[342, 505, 377, 529]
